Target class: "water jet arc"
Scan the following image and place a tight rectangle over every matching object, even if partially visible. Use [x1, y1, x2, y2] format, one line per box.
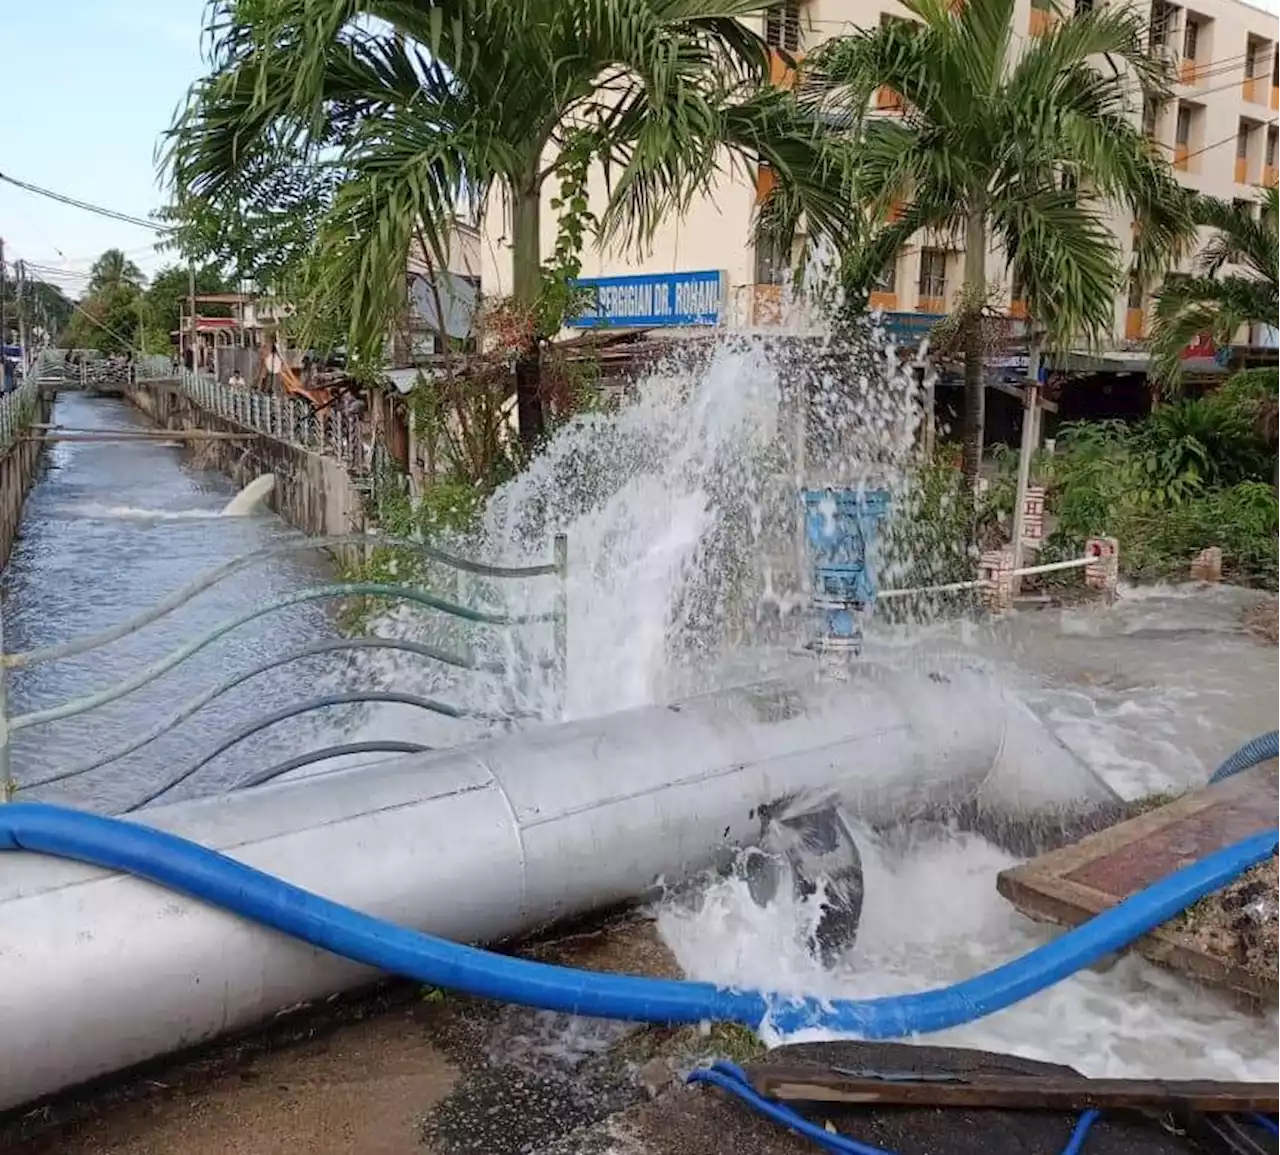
[221, 473, 276, 516]
[0, 667, 1119, 1111]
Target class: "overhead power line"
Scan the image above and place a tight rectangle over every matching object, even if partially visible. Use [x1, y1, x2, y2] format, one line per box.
[0, 170, 171, 232]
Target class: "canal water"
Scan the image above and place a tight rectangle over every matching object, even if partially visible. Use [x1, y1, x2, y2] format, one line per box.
[1, 393, 346, 812]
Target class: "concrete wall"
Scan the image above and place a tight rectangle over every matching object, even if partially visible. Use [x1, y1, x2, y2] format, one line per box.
[126, 381, 366, 539]
[0, 394, 53, 569]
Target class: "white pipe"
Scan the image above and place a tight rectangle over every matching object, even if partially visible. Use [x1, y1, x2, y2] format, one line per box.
[1011, 556, 1093, 578]
[0, 665, 1117, 1110]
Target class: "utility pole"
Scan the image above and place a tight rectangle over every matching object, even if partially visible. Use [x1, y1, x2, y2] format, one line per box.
[1009, 331, 1044, 597]
[188, 261, 197, 375]
[0, 237, 8, 395]
[16, 260, 29, 375]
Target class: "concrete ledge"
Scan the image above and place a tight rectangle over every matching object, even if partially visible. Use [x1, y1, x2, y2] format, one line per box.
[0, 393, 53, 568]
[125, 382, 365, 539]
[996, 764, 1279, 1009]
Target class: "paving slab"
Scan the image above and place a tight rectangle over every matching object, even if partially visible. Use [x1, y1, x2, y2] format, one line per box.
[996, 763, 1279, 1008]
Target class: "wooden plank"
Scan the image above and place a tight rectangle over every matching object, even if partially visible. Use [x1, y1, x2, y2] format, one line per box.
[748, 1065, 1279, 1114]
[996, 763, 1278, 1007]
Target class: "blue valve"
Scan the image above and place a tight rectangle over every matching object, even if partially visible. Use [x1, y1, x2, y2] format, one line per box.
[802, 487, 891, 655]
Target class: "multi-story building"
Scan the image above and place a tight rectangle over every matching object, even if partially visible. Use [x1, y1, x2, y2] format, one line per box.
[478, 0, 1277, 371]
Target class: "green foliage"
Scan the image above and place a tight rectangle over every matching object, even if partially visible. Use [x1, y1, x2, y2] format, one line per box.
[164, 0, 858, 383]
[1, 275, 74, 344]
[799, 0, 1195, 481]
[537, 137, 599, 340]
[1149, 188, 1279, 389]
[1042, 376, 1277, 589]
[62, 282, 143, 355]
[880, 446, 980, 595]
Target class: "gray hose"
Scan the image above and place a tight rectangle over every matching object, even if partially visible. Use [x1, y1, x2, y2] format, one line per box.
[15, 637, 504, 793]
[233, 741, 433, 791]
[125, 690, 527, 812]
[5, 533, 563, 670]
[1208, 731, 1278, 785]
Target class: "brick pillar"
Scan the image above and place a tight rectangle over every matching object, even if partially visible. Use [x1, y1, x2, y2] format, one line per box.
[1190, 546, 1223, 583]
[1084, 536, 1119, 595]
[979, 546, 1015, 611]
[1021, 485, 1046, 546]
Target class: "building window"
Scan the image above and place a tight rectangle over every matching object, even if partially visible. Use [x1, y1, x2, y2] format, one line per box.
[918, 249, 947, 301]
[755, 236, 789, 286]
[1267, 129, 1278, 167]
[1232, 197, 1254, 218]
[764, 1, 801, 52]
[1030, 0, 1051, 9]
[1142, 98, 1159, 138]
[1175, 105, 1192, 146]
[874, 261, 897, 294]
[1127, 272, 1144, 309]
[1061, 168, 1079, 192]
[1182, 19, 1198, 60]
[1149, 2, 1176, 50]
[1011, 266, 1025, 299]
[1237, 123, 1251, 158]
[1075, 0, 1094, 11]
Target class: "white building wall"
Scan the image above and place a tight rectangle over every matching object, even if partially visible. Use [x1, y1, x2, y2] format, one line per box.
[477, 0, 1278, 347]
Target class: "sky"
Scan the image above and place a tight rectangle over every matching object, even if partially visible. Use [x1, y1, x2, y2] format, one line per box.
[1, 0, 206, 296]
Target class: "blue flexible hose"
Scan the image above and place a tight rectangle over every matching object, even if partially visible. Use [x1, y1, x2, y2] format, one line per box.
[1209, 731, 1278, 784]
[0, 803, 1274, 1039]
[687, 1061, 891, 1155]
[687, 1061, 1102, 1155]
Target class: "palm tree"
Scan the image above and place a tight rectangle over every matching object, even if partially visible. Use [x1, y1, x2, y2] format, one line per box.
[166, 0, 857, 450]
[1148, 188, 1279, 388]
[88, 248, 145, 294]
[797, 0, 1193, 486]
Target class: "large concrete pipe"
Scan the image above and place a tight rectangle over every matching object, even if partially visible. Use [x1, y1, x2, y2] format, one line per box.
[0, 663, 1116, 1110]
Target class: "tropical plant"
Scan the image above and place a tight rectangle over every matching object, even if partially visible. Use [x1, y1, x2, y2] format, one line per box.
[1148, 188, 1279, 387]
[165, 0, 858, 450]
[796, 0, 1194, 487]
[87, 248, 145, 294]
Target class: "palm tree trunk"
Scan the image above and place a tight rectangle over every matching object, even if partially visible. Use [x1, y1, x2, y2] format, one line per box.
[960, 209, 988, 490]
[511, 175, 545, 453]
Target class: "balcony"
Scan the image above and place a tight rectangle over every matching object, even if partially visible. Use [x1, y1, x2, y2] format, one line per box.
[1125, 307, 1146, 341]
[1235, 156, 1249, 184]
[1009, 299, 1029, 319]
[1263, 165, 1279, 189]
[874, 87, 904, 112]
[1272, 83, 1278, 112]
[1179, 58, 1199, 85]
[1242, 76, 1265, 105]
[917, 295, 946, 313]
[1173, 143, 1191, 171]
[1029, 6, 1054, 35]
[869, 290, 899, 310]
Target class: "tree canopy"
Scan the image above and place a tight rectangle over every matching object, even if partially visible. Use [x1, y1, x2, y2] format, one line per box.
[1148, 188, 1279, 387]
[796, 0, 1195, 480]
[164, 0, 857, 441]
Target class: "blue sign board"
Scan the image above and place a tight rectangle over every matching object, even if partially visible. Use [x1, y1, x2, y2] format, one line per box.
[567, 270, 725, 329]
[879, 311, 946, 344]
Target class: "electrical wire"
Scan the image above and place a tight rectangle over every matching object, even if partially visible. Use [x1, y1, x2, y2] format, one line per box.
[0, 170, 168, 232]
